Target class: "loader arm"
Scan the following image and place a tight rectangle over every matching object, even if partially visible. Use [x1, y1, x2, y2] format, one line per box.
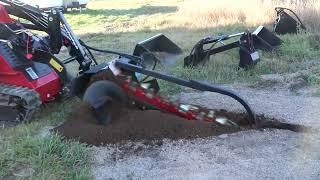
[1, 0, 93, 71]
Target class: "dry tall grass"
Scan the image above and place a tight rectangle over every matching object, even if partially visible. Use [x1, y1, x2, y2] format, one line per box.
[81, 0, 319, 34]
[178, 0, 320, 32]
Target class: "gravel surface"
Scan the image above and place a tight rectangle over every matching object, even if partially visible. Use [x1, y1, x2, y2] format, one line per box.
[179, 85, 320, 127]
[93, 130, 320, 179]
[92, 86, 320, 179]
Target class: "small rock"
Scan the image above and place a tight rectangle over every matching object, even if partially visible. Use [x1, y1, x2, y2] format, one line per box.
[288, 78, 307, 91]
[252, 74, 284, 88]
[13, 168, 35, 178]
[218, 134, 228, 138]
[38, 126, 55, 138]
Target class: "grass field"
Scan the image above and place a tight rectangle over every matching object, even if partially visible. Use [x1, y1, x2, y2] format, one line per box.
[1, 0, 320, 179]
[66, 0, 320, 93]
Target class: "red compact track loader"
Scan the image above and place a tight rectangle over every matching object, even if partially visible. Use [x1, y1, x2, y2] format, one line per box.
[0, 0, 256, 127]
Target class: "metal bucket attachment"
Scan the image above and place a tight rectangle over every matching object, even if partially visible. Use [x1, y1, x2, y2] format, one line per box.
[133, 34, 183, 66]
[273, 7, 306, 35]
[239, 48, 260, 69]
[252, 26, 282, 51]
[239, 33, 260, 69]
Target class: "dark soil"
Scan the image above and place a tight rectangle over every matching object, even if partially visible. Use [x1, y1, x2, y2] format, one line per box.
[54, 103, 307, 146]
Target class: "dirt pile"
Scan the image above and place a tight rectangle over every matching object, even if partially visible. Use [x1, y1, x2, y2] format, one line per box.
[54, 103, 306, 145]
[54, 104, 249, 145]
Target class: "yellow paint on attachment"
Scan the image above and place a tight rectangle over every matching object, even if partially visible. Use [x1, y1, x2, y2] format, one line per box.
[49, 59, 63, 72]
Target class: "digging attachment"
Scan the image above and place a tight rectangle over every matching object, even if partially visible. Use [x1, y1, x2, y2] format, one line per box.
[83, 71, 255, 127]
[133, 34, 183, 67]
[83, 80, 127, 124]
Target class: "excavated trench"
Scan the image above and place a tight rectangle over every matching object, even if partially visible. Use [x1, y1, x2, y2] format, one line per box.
[54, 103, 309, 146]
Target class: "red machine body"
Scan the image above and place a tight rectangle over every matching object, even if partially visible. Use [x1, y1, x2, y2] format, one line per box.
[0, 4, 14, 23]
[0, 5, 61, 103]
[0, 55, 61, 102]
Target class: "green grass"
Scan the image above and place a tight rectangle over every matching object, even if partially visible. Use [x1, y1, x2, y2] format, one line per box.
[2, 0, 320, 179]
[66, 13, 320, 93]
[64, 1, 320, 94]
[307, 68, 320, 85]
[0, 99, 92, 179]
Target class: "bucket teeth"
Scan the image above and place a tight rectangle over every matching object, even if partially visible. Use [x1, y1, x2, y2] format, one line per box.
[207, 111, 215, 118]
[141, 83, 150, 89]
[195, 112, 206, 121]
[216, 117, 239, 127]
[179, 104, 199, 112]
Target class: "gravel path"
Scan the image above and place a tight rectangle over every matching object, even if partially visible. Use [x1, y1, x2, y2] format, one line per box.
[178, 86, 320, 127]
[92, 86, 320, 179]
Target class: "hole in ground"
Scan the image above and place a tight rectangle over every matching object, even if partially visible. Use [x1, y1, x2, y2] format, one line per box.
[53, 104, 312, 146]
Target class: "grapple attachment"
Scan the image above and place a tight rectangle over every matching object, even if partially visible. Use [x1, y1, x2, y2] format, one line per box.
[183, 26, 281, 69]
[273, 7, 306, 35]
[133, 34, 183, 66]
